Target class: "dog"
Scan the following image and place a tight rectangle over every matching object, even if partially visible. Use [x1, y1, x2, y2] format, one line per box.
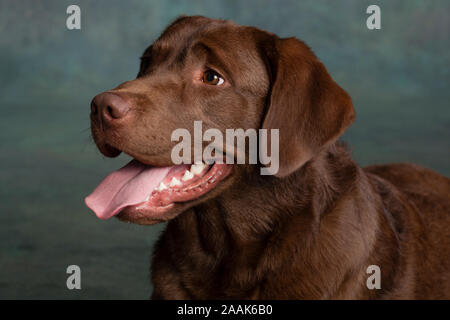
[85, 16, 450, 299]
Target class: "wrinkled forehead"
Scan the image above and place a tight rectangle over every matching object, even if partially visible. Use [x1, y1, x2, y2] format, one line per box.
[140, 17, 269, 90]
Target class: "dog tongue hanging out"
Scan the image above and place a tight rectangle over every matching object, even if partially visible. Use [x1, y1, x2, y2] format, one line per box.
[85, 160, 232, 222]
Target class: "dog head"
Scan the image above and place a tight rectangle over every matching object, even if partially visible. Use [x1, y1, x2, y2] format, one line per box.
[85, 16, 355, 224]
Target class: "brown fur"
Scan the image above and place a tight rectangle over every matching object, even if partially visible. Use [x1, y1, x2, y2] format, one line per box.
[90, 16, 450, 299]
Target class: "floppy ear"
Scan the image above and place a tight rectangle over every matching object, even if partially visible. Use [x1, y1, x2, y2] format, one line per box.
[262, 37, 355, 177]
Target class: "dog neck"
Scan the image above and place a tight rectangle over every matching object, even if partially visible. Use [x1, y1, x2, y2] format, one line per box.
[166, 142, 402, 298]
[190, 143, 359, 246]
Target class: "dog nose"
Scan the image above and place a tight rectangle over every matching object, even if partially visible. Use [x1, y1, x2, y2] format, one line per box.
[91, 92, 131, 123]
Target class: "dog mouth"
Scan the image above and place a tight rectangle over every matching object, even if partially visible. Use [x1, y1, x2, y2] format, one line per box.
[85, 159, 232, 221]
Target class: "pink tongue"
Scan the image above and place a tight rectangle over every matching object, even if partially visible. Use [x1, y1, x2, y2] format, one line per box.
[85, 160, 171, 220]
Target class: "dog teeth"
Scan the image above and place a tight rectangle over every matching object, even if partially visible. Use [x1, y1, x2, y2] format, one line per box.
[190, 162, 207, 175]
[169, 177, 182, 187]
[156, 182, 168, 191]
[182, 170, 194, 181]
[144, 194, 150, 201]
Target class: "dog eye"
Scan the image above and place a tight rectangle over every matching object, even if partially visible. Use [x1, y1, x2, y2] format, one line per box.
[202, 69, 224, 85]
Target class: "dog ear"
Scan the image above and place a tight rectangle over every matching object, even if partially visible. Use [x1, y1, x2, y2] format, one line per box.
[262, 37, 355, 177]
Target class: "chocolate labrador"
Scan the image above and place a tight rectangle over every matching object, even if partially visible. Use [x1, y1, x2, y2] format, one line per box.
[85, 16, 450, 299]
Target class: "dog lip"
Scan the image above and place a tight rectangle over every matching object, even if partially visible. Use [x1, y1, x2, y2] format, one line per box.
[100, 142, 122, 157]
[92, 132, 123, 157]
[117, 162, 233, 222]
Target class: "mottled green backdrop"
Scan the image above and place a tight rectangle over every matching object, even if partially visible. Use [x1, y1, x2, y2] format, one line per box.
[0, 0, 448, 299]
